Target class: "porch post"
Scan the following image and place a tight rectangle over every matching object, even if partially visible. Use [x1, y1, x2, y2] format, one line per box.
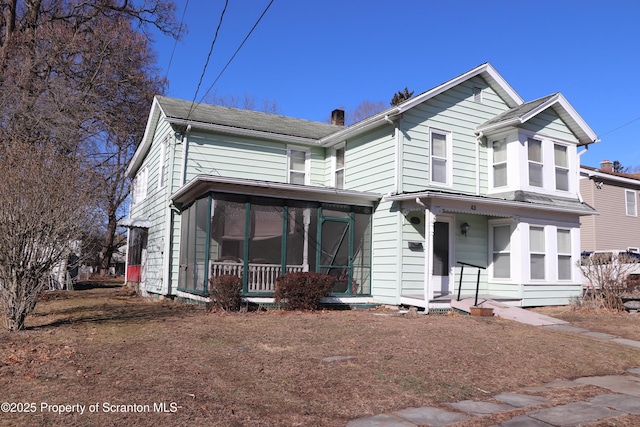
[302, 207, 310, 272]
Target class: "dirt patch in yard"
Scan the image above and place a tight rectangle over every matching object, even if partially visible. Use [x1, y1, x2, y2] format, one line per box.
[2, 286, 640, 426]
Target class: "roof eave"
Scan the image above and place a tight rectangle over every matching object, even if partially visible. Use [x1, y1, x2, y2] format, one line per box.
[126, 96, 163, 178]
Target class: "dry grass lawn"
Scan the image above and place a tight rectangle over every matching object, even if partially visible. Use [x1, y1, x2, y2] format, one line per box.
[2, 284, 640, 426]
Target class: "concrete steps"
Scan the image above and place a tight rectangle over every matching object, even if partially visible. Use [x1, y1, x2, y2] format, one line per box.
[450, 298, 569, 326]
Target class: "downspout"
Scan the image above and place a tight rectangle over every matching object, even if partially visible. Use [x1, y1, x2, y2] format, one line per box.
[385, 115, 400, 194]
[577, 145, 588, 203]
[416, 197, 429, 314]
[475, 131, 483, 195]
[163, 134, 178, 296]
[180, 124, 192, 185]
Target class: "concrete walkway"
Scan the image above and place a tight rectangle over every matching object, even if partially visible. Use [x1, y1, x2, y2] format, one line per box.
[347, 318, 640, 427]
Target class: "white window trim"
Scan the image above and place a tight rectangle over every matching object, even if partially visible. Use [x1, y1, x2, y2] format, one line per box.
[527, 138, 543, 188]
[529, 225, 546, 281]
[557, 228, 573, 281]
[489, 220, 513, 281]
[132, 167, 148, 205]
[429, 128, 453, 188]
[553, 143, 570, 192]
[287, 146, 310, 185]
[626, 190, 637, 217]
[490, 138, 508, 190]
[332, 143, 346, 189]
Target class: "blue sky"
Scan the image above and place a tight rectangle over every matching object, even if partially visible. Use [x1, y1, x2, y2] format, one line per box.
[150, 0, 640, 170]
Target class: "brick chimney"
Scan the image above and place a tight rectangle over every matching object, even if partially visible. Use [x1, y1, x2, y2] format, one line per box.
[331, 109, 345, 126]
[600, 159, 613, 173]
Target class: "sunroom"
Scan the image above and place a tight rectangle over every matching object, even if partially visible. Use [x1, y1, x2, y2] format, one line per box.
[171, 175, 380, 298]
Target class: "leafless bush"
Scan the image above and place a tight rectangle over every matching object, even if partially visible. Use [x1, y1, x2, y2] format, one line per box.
[578, 252, 640, 312]
[0, 141, 96, 331]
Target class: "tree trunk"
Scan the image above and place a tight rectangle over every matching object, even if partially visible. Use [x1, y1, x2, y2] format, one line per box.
[100, 206, 118, 276]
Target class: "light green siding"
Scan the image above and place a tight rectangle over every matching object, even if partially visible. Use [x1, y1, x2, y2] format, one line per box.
[452, 214, 489, 296]
[401, 212, 425, 296]
[520, 109, 579, 143]
[185, 132, 287, 183]
[345, 127, 398, 303]
[401, 76, 510, 194]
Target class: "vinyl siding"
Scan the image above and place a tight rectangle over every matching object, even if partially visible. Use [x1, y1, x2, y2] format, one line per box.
[401, 212, 425, 296]
[520, 108, 579, 143]
[452, 214, 489, 295]
[401, 76, 510, 194]
[580, 178, 640, 251]
[345, 127, 398, 303]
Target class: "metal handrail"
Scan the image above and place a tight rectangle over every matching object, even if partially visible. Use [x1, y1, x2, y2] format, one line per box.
[456, 261, 487, 306]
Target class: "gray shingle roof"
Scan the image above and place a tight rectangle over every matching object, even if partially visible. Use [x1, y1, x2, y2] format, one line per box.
[478, 94, 558, 130]
[156, 96, 343, 141]
[489, 190, 596, 214]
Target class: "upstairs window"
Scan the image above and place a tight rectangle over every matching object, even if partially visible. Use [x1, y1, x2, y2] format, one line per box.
[333, 145, 345, 189]
[131, 167, 148, 205]
[158, 137, 167, 190]
[626, 190, 637, 217]
[492, 139, 507, 188]
[528, 138, 543, 187]
[430, 130, 451, 186]
[554, 144, 569, 191]
[529, 226, 545, 280]
[288, 148, 309, 185]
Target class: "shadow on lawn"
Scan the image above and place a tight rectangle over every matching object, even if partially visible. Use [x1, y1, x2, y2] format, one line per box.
[30, 289, 201, 330]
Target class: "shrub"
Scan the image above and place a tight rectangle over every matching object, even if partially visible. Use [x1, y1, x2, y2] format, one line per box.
[274, 272, 335, 311]
[208, 275, 242, 312]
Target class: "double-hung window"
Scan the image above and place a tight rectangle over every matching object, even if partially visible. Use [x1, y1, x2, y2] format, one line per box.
[333, 145, 345, 189]
[554, 144, 569, 191]
[132, 167, 148, 205]
[557, 229, 572, 280]
[492, 224, 511, 279]
[626, 190, 637, 217]
[430, 130, 451, 186]
[158, 137, 167, 190]
[492, 139, 507, 188]
[288, 148, 309, 185]
[528, 138, 543, 187]
[529, 226, 545, 280]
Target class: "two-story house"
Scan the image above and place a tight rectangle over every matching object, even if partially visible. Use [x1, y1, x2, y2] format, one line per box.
[123, 63, 598, 309]
[580, 160, 640, 254]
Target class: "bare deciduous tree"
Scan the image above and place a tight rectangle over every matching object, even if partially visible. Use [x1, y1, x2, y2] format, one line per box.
[206, 90, 280, 114]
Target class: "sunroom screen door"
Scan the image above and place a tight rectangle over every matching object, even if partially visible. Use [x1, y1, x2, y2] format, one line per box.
[318, 213, 353, 294]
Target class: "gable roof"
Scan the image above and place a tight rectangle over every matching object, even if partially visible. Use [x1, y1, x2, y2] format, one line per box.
[127, 96, 343, 177]
[320, 62, 524, 145]
[476, 93, 598, 146]
[581, 165, 640, 188]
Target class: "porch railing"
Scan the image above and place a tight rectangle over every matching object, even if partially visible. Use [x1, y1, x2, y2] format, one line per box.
[210, 262, 305, 293]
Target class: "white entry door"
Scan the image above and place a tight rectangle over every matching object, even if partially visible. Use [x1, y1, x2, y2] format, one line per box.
[432, 217, 453, 295]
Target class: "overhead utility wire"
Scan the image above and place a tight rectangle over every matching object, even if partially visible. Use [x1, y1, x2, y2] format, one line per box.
[163, 0, 190, 83]
[597, 115, 640, 139]
[198, 0, 275, 105]
[185, 0, 230, 122]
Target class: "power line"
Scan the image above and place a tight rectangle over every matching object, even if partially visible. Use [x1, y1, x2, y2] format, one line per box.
[163, 0, 190, 83]
[198, 0, 275, 105]
[598, 115, 640, 139]
[186, 0, 230, 121]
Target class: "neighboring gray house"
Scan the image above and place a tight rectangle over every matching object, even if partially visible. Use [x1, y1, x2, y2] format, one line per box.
[123, 63, 598, 309]
[580, 160, 640, 253]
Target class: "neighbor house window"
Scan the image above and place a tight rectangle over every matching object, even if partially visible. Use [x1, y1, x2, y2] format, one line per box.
[492, 139, 507, 188]
[528, 138, 543, 187]
[288, 148, 309, 185]
[430, 129, 451, 186]
[333, 145, 345, 189]
[557, 229, 572, 280]
[529, 226, 545, 280]
[626, 190, 637, 216]
[554, 144, 569, 191]
[492, 224, 511, 279]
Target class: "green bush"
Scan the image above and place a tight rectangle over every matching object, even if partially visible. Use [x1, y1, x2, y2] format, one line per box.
[208, 275, 242, 311]
[274, 272, 335, 310]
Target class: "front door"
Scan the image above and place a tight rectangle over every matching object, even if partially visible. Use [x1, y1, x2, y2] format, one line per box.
[432, 219, 452, 295]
